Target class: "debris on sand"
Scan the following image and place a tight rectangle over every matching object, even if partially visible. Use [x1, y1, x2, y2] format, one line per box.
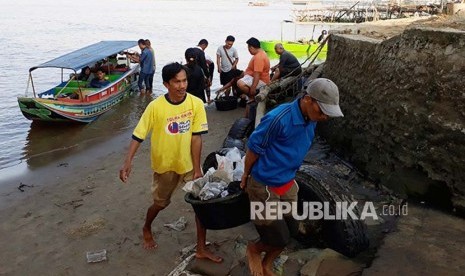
[68, 217, 106, 238]
[86, 249, 107, 263]
[164, 216, 188, 231]
[17, 182, 34, 192]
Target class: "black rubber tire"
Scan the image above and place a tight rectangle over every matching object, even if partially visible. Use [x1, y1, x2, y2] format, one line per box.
[295, 164, 369, 257]
[238, 97, 247, 108]
[215, 96, 238, 111]
[222, 136, 246, 151]
[227, 118, 254, 140]
[202, 151, 218, 173]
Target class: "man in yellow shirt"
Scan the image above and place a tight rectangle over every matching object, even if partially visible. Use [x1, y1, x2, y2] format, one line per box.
[119, 62, 222, 263]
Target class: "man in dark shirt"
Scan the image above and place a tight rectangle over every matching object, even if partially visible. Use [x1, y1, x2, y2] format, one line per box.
[192, 39, 209, 78]
[270, 43, 302, 81]
[185, 48, 206, 102]
[89, 68, 110, 88]
[196, 39, 214, 103]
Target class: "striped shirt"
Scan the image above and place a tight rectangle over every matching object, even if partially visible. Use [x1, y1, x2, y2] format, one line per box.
[247, 98, 316, 186]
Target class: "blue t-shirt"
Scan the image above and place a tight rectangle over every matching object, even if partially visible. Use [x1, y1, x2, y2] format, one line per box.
[247, 99, 316, 187]
[89, 78, 110, 88]
[140, 48, 154, 74]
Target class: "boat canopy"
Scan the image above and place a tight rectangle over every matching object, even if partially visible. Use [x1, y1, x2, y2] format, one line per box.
[29, 41, 138, 72]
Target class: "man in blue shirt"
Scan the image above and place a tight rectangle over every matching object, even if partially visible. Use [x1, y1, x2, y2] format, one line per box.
[89, 68, 110, 88]
[129, 39, 154, 94]
[240, 78, 344, 276]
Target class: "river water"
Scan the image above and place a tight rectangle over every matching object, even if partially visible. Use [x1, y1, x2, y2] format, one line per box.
[0, 0, 329, 174]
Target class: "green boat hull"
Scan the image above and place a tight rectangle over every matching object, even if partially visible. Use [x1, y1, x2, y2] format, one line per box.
[261, 40, 327, 59]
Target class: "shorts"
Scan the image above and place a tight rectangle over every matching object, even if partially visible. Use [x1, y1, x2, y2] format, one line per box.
[220, 70, 235, 85]
[151, 171, 193, 208]
[246, 176, 299, 248]
[208, 63, 214, 80]
[238, 74, 266, 90]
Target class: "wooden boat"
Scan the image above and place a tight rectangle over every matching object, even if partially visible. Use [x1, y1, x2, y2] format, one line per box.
[248, 1, 269, 6]
[18, 41, 140, 123]
[260, 20, 329, 59]
[261, 40, 327, 59]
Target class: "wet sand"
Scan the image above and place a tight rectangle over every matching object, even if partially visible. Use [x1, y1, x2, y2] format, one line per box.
[2, 99, 465, 275]
[364, 204, 465, 276]
[0, 106, 258, 275]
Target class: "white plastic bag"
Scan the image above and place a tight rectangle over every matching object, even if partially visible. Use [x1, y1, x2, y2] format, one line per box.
[232, 156, 245, 181]
[220, 190, 229, 198]
[225, 147, 242, 163]
[182, 168, 215, 197]
[216, 154, 234, 182]
[199, 181, 228, 200]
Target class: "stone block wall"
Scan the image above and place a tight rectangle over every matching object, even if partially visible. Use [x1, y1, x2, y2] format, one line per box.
[320, 28, 465, 210]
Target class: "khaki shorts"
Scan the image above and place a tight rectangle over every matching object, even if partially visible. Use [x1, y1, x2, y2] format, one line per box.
[152, 171, 193, 208]
[246, 176, 299, 247]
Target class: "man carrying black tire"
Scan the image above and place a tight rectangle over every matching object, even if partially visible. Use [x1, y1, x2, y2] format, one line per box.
[240, 78, 344, 276]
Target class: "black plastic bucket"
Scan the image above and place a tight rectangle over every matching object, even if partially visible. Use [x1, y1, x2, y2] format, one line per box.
[215, 96, 238, 111]
[185, 188, 250, 230]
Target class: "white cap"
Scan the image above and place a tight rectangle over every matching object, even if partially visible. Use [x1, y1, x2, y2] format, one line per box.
[306, 78, 344, 117]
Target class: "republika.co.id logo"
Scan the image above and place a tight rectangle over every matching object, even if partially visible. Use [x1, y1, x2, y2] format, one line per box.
[250, 201, 408, 221]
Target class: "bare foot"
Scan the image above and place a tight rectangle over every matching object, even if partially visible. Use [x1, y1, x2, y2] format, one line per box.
[195, 248, 223, 263]
[247, 242, 264, 276]
[263, 267, 277, 276]
[142, 227, 157, 250]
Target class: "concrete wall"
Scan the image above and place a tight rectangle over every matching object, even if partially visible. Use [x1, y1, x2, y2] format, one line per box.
[447, 3, 465, 16]
[320, 28, 465, 211]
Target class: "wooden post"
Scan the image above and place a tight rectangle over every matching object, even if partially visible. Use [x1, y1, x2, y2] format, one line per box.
[254, 63, 322, 127]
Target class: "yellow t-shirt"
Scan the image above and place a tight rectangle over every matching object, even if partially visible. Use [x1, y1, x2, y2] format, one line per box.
[132, 94, 208, 174]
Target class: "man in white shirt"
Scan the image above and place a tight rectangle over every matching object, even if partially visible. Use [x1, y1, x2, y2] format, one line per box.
[216, 35, 239, 89]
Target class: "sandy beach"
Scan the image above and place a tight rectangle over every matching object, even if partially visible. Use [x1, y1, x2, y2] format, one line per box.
[3, 100, 465, 276]
[0, 105, 260, 275]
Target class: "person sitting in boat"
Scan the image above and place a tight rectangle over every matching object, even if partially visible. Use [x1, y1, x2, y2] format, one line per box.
[100, 57, 117, 74]
[317, 30, 328, 43]
[77, 66, 94, 82]
[89, 68, 110, 89]
[270, 43, 302, 82]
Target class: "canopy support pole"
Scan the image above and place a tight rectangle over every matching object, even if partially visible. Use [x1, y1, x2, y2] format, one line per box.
[25, 74, 31, 97]
[55, 75, 75, 99]
[75, 70, 84, 102]
[30, 72, 37, 98]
